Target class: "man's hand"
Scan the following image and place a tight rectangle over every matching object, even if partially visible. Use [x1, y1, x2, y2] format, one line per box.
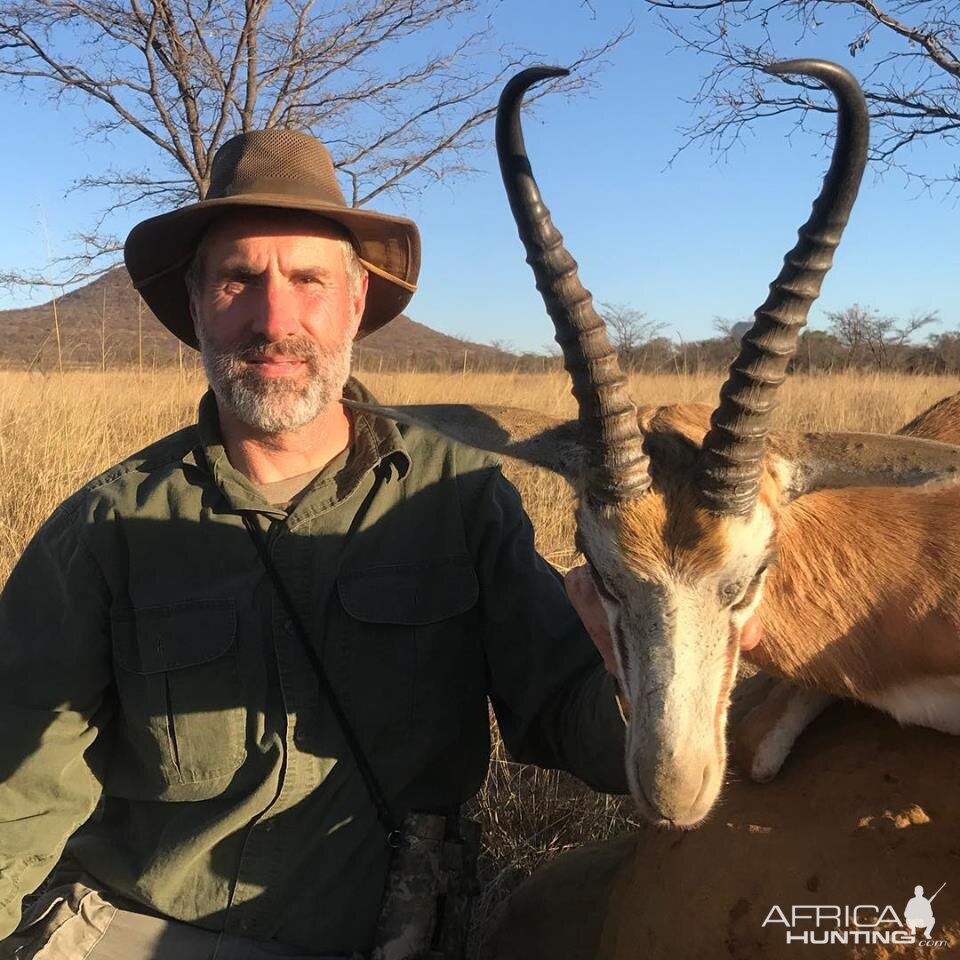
[564, 566, 617, 674]
[563, 564, 765, 676]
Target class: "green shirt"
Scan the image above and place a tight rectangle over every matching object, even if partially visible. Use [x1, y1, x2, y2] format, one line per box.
[0, 378, 626, 953]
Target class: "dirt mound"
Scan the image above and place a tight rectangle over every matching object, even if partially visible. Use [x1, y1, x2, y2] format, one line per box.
[490, 701, 959, 959]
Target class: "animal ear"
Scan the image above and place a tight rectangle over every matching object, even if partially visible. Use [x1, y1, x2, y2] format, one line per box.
[342, 400, 584, 480]
[768, 431, 960, 502]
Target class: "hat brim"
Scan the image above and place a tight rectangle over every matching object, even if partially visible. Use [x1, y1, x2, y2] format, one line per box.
[124, 194, 421, 348]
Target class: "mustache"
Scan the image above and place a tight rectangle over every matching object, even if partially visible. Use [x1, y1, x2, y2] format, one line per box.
[231, 336, 319, 363]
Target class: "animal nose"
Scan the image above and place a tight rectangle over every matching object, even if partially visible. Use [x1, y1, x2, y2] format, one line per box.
[636, 762, 717, 828]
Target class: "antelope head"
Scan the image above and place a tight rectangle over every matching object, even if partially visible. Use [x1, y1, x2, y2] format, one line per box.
[347, 61, 960, 827]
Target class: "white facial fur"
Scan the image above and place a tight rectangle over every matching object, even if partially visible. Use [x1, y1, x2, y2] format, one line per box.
[579, 495, 777, 827]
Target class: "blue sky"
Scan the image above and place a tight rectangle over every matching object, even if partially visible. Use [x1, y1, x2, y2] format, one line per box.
[1, 0, 956, 353]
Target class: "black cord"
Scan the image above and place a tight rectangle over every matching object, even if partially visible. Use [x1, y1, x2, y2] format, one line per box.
[241, 512, 400, 845]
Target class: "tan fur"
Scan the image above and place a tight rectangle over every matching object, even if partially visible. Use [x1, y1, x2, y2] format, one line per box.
[756, 484, 960, 697]
[897, 390, 960, 443]
[628, 393, 960, 701]
[619, 403, 780, 583]
[368, 388, 960, 821]
[616, 487, 729, 581]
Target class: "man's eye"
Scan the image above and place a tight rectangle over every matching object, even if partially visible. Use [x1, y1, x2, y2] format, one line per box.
[222, 274, 254, 291]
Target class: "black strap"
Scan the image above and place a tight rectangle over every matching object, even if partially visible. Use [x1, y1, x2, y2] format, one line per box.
[241, 512, 401, 845]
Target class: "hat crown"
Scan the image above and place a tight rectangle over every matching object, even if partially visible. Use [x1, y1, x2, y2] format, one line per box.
[207, 129, 347, 206]
[125, 126, 420, 348]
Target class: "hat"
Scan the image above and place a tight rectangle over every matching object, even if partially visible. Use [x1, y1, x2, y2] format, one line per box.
[124, 129, 421, 348]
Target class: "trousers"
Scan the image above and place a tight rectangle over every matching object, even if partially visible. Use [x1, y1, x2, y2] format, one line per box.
[0, 881, 359, 960]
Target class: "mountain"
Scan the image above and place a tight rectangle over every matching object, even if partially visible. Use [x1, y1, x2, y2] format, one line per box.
[0, 267, 507, 370]
[357, 315, 507, 370]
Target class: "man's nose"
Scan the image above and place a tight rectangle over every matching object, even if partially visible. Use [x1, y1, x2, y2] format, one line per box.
[250, 275, 296, 340]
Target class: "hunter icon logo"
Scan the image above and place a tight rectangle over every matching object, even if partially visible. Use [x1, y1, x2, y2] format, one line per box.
[762, 880, 949, 947]
[904, 883, 945, 940]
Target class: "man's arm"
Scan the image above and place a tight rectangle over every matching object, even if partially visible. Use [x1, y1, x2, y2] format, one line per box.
[462, 463, 627, 795]
[0, 506, 113, 939]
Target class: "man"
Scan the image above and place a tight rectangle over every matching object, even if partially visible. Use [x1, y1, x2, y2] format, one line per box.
[0, 129, 629, 959]
[904, 885, 937, 940]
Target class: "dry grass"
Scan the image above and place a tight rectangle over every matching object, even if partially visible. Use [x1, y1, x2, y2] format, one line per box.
[1, 366, 957, 946]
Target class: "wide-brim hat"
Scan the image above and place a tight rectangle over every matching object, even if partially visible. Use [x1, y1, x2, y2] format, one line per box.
[124, 129, 421, 348]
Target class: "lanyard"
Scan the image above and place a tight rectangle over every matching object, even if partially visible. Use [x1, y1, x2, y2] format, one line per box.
[241, 511, 401, 846]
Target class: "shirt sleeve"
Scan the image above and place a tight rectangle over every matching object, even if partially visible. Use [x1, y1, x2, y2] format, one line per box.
[462, 461, 628, 795]
[0, 505, 113, 939]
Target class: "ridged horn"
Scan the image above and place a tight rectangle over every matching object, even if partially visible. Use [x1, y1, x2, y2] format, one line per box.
[699, 59, 869, 516]
[496, 66, 650, 504]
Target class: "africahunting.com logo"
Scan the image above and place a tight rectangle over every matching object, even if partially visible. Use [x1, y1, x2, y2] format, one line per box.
[762, 883, 948, 947]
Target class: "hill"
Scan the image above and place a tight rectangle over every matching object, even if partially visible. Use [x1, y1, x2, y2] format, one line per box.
[0, 267, 508, 371]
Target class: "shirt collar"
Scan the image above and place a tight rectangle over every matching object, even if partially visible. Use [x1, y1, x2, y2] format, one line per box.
[343, 376, 411, 482]
[194, 377, 410, 517]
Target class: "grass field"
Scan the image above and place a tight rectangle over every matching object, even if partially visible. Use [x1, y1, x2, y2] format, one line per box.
[4, 366, 957, 579]
[1, 366, 958, 945]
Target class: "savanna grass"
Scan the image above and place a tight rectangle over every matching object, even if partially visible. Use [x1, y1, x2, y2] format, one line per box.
[1, 366, 957, 949]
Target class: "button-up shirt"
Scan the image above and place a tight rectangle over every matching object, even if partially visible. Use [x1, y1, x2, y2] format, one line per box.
[0, 378, 627, 953]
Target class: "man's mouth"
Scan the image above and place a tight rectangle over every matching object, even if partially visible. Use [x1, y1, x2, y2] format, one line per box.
[246, 355, 307, 376]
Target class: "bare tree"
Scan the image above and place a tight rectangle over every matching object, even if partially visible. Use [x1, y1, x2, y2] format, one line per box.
[928, 330, 960, 372]
[712, 315, 752, 343]
[828, 303, 878, 367]
[644, 0, 960, 189]
[828, 302, 939, 369]
[600, 302, 666, 370]
[0, 0, 629, 286]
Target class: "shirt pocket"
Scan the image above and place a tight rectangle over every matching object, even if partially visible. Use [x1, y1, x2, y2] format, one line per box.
[335, 559, 480, 751]
[111, 598, 246, 791]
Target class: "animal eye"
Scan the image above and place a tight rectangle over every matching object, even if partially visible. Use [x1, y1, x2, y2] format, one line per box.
[730, 567, 771, 612]
[719, 581, 744, 607]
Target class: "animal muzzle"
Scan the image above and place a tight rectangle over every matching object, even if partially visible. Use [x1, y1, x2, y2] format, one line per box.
[624, 714, 727, 827]
[629, 742, 725, 827]
[624, 666, 729, 827]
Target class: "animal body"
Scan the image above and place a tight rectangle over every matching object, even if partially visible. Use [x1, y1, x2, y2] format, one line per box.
[488, 698, 960, 960]
[349, 60, 960, 827]
[898, 389, 960, 442]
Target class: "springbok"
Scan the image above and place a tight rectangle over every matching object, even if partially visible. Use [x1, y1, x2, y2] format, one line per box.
[347, 60, 960, 827]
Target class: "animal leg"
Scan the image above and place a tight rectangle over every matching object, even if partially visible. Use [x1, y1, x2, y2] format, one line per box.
[731, 677, 835, 783]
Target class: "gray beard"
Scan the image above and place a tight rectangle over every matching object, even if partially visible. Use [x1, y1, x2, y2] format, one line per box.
[198, 328, 353, 435]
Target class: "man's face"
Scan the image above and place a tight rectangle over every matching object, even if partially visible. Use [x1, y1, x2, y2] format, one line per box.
[188, 210, 368, 435]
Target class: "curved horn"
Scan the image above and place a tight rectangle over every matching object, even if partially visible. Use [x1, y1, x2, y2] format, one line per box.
[699, 60, 869, 516]
[496, 66, 650, 504]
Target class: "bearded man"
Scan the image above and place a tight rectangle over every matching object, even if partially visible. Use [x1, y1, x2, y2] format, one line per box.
[0, 129, 628, 960]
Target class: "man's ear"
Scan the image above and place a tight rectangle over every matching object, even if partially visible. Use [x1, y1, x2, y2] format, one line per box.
[186, 283, 201, 337]
[767, 430, 960, 503]
[350, 269, 369, 339]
